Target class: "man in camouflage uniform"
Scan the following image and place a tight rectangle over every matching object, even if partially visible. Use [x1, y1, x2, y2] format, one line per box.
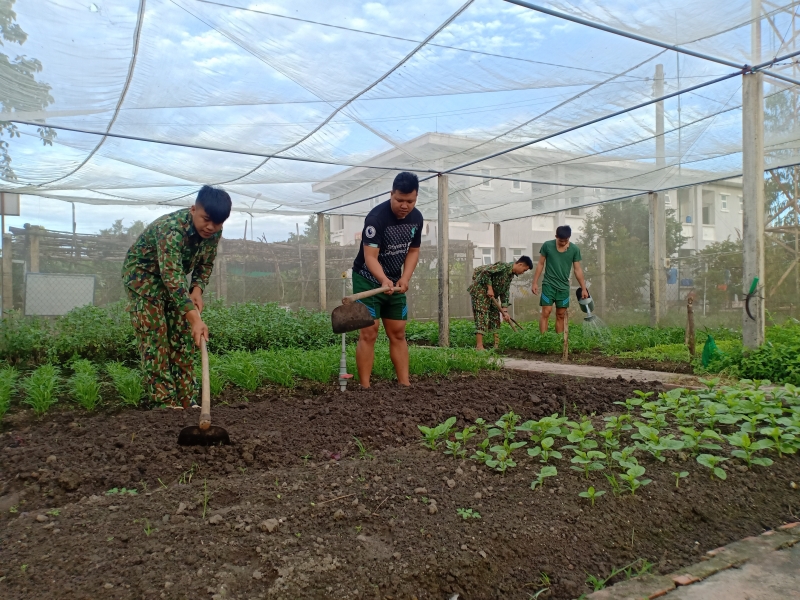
[468, 256, 533, 350]
[122, 186, 232, 408]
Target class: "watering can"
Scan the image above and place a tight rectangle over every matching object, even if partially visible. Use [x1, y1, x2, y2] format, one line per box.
[575, 288, 596, 321]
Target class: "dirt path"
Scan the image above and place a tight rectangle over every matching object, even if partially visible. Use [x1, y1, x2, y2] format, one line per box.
[1, 371, 798, 600]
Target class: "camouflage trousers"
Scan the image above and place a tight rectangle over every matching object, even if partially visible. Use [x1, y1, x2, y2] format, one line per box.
[470, 292, 501, 335]
[127, 293, 198, 408]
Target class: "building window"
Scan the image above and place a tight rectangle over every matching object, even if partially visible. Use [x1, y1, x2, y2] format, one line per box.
[512, 248, 524, 261]
[482, 248, 493, 265]
[570, 208, 581, 216]
[481, 170, 491, 188]
[568, 197, 580, 216]
[739, 196, 743, 213]
[664, 193, 671, 205]
[720, 194, 729, 211]
[531, 199, 544, 211]
[512, 179, 522, 191]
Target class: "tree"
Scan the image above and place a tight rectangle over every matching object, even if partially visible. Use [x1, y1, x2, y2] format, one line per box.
[576, 197, 684, 309]
[1, 0, 56, 181]
[99, 219, 147, 239]
[287, 214, 331, 244]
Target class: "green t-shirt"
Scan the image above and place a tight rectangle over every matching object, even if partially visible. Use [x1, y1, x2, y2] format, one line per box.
[540, 239, 581, 292]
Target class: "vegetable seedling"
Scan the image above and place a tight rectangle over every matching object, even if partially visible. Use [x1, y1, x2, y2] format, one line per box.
[570, 450, 606, 479]
[489, 410, 521, 441]
[696, 454, 728, 480]
[604, 472, 621, 497]
[487, 439, 526, 473]
[578, 486, 605, 506]
[527, 436, 562, 463]
[760, 426, 797, 458]
[353, 437, 374, 460]
[673, 471, 689, 488]
[418, 416, 457, 450]
[456, 508, 481, 520]
[726, 432, 774, 467]
[530, 466, 557, 490]
[618, 465, 651, 495]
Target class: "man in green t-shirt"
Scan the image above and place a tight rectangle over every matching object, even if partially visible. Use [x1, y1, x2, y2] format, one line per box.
[531, 225, 588, 333]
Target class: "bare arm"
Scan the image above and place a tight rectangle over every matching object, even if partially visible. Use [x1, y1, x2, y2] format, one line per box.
[531, 255, 546, 294]
[573, 261, 589, 298]
[396, 247, 420, 293]
[363, 245, 395, 295]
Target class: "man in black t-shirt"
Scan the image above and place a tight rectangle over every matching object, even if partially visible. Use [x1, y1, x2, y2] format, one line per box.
[351, 172, 424, 388]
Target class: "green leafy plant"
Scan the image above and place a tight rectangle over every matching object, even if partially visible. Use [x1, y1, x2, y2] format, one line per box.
[578, 486, 606, 506]
[760, 426, 797, 457]
[105, 487, 138, 496]
[570, 449, 606, 479]
[418, 416, 457, 450]
[456, 508, 481, 520]
[618, 465, 651, 495]
[530, 466, 558, 490]
[673, 471, 689, 487]
[0, 365, 19, 420]
[105, 362, 144, 407]
[487, 439, 527, 473]
[353, 437, 374, 460]
[20, 364, 61, 416]
[68, 360, 102, 411]
[454, 425, 476, 445]
[679, 427, 723, 455]
[444, 439, 466, 459]
[726, 432, 774, 467]
[696, 454, 728, 480]
[489, 410, 521, 441]
[527, 436, 562, 463]
[604, 472, 621, 496]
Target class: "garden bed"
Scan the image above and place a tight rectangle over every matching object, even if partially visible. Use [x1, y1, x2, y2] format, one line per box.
[1, 371, 798, 600]
[503, 349, 696, 375]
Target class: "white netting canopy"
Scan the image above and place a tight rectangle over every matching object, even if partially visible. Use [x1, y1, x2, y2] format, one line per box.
[1, 0, 798, 221]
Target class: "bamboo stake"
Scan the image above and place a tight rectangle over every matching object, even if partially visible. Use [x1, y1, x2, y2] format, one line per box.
[686, 293, 696, 356]
[561, 308, 569, 362]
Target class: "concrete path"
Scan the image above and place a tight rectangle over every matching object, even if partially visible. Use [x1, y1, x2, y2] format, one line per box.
[664, 542, 800, 599]
[502, 358, 701, 387]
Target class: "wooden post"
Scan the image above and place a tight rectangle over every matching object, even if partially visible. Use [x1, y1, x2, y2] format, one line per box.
[28, 226, 41, 273]
[317, 212, 327, 311]
[686, 293, 696, 356]
[493, 223, 501, 263]
[437, 175, 450, 347]
[598, 236, 606, 317]
[2, 233, 12, 312]
[561, 309, 569, 362]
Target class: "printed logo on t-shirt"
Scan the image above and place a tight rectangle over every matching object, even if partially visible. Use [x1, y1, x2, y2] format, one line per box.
[365, 226, 376, 239]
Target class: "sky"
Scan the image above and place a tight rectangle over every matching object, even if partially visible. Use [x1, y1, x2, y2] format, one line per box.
[1, 0, 797, 224]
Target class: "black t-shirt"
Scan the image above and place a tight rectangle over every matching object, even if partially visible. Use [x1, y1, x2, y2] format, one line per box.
[353, 200, 424, 284]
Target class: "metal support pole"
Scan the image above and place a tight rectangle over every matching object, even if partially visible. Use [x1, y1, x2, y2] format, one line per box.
[493, 223, 501, 263]
[743, 0, 765, 348]
[317, 212, 326, 311]
[598, 236, 606, 317]
[437, 175, 450, 347]
[1, 233, 10, 314]
[28, 226, 40, 273]
[649, 192, 666, 327]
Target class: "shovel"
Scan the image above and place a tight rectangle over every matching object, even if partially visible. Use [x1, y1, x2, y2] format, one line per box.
[178, 338, 231, 446]
[491, 297, 520, 331]
[331, 286, 402, 334]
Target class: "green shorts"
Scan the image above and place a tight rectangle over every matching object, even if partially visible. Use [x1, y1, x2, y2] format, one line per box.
[540, 284, 570, 308]
[352, 272, 408, 321]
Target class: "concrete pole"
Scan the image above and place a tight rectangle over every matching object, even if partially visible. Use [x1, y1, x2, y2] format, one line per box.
[742, 0, 765, 348]
[598, 236, 606, 316]
[2, 233, 11, 312]
[437, 175, 450, 347]
[493, 223, 501, 264]
[649, 63, 667, 325]
[694, 186, 703, 251]
[317, 212, 326, 311]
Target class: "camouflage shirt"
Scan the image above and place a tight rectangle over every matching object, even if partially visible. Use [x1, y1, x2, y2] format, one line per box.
[468, 262, 515, 307]
[122, 209, 220, 313]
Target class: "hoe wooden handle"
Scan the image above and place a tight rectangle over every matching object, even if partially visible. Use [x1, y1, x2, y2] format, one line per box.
[199, 338, 211, 430]
[342, 286, 402, 304]
[492, 297, 518, 331]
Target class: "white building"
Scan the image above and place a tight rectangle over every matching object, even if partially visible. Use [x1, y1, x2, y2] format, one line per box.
[314, 133, 743, 268]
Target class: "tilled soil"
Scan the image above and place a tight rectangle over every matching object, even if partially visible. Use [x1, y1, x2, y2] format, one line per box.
[1, 370, 798, 600]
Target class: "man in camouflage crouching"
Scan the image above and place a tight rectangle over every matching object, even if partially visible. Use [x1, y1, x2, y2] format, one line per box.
[121, 186, 232, 408]
[468, 256, 533, 350]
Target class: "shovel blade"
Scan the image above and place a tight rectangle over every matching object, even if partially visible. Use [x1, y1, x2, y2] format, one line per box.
[177, 425, 231, 447]
[331, 302, 375, 334]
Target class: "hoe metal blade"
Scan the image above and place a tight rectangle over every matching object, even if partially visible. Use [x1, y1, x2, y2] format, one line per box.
[331, 301, 375, 334]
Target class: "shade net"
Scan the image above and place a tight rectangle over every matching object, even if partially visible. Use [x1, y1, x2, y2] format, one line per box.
[1, 0, 798, 221]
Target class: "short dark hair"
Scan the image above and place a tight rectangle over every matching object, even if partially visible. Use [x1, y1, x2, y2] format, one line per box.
[556, 225, 572, 239]
[515, 255, 534, 269]
[392, 171, 419, 194]
[196, 185, 232, 224]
